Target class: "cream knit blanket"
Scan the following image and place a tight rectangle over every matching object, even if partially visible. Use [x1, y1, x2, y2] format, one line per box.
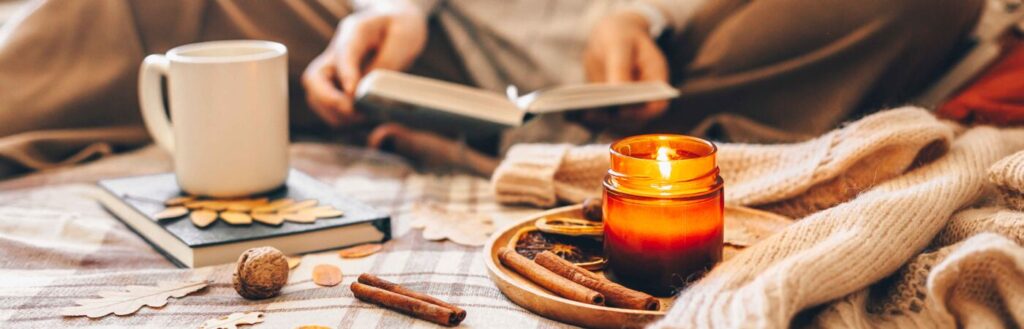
[490, 107, 1024, 328]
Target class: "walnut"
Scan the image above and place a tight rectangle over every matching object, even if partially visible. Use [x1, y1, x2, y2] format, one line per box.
[582, 197, 602, 222]
[233, 246, 289, 299]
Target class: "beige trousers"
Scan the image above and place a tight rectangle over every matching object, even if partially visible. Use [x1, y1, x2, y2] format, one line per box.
[657, 0, 984, 137]
[0, 0, 982, 178]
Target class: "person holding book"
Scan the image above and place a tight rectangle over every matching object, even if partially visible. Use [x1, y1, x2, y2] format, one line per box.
[303, 0, 983, 173]
[0, 0, 983, 178]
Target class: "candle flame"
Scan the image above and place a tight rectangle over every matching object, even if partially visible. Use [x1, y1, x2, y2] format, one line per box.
[657, 146, 672, 179]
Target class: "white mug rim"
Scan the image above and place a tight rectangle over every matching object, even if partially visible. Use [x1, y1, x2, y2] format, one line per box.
[167, 40, 286, 64]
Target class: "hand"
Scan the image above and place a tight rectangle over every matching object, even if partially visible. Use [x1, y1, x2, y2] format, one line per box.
[302, 5, 428, 128]
[582, 10, 670, 127]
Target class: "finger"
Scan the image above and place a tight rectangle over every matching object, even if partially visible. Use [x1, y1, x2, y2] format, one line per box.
[302, 60, 345, 128]
[635, 38, 669, 83]
[336, 19, 382, 96]
[604, 41, 634, 83]
[308, 59, 360, 124]
[583, 49, 605, 82]
[367, 19, 426, 72]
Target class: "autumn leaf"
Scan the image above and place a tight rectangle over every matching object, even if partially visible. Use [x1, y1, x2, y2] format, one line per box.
[61, 281, 208, 318]
[199, 311, 265, 329]
[410, 202, 494, 246]
[337, 243, 383, 259]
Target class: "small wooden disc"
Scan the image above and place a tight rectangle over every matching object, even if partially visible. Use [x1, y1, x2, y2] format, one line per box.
[184, 201, 209, 210]
[201, 201, 230, 211]
[221, 211, 253, 225]
[280, 199, 318, 213]
[164, 196, 197, 207]
[312, 264, 342, 287]
[283, 212, 317, 223]
[337, 243, 383, 259]
[252, 198, 295, 213]
[154, 206, 189, 220]
[191, 210, 218, 228]
[226, 203, 253, 212]
[302, 206, 345, 219]
[252, 213, 285, 226]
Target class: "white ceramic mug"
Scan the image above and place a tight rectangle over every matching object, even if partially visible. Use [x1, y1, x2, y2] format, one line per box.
[139, 40, 290, 197]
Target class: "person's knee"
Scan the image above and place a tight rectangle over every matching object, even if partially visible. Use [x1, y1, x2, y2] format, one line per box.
[896, 0, 984, 39]
[682, 0, 982, 79]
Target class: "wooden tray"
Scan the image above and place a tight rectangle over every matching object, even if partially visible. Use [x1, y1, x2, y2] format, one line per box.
[483, 205, 670, 329]
[484, 204, 792, 328]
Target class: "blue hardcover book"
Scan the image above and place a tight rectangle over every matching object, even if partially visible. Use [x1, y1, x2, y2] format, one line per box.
[95, 169, 390, 268]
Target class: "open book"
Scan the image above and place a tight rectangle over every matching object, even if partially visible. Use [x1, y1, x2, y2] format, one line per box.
[355, 70, 679, 134]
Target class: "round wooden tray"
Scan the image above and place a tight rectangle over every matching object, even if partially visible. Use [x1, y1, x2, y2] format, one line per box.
[483, 204, 670, 329]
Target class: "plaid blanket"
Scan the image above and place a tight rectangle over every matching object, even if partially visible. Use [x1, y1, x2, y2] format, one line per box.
[0, 143, 566, 328]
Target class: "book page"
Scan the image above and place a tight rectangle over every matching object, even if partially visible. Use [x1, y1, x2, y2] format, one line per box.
[520, 82, 679, 113]
[357, 70, 525, 126]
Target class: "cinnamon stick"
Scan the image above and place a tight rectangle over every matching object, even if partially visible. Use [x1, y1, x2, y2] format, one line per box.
[534, 251, 660, 310]
[350, 282, 465, 327]
[357, 273, 467, 321]
[497, 247, 605, 305]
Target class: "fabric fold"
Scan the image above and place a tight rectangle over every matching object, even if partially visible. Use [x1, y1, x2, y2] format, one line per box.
[649, 127, 1024, 328]
[988, 150, 1024, 211]
[491, 144, 572, 207]
[490, 107, 955, 218]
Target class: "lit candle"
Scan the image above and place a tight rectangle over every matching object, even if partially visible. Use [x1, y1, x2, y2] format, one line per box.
[602, 134, 724, 296]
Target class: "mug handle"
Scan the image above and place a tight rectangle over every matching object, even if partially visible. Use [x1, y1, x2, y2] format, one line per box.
[138, 54, 176, 154]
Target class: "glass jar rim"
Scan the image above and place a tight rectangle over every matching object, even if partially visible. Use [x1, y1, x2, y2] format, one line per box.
[606, 134, 721, 197]
[609, 134, 718, 163]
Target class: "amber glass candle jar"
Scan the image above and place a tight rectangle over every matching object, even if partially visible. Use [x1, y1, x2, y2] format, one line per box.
[602, 134, 724, 296]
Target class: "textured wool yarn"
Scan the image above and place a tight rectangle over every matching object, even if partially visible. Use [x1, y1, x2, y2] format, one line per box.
[491, 107, 1024, 328]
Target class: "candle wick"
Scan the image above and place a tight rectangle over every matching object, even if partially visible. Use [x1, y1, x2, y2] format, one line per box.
[657, 147, 672, 179]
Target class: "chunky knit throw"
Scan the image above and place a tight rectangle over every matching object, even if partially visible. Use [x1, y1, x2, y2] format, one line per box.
[490, 107, 1024, 328]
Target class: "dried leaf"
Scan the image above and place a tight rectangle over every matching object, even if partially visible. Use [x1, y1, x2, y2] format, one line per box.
[301, 206, 344, 219]
[280, 199, 318, 213]
[199, 311, 264, 329]
[154, 207, 189, 220]
[337, 243, 382, 259]
[226, 198, 270, 212]
[227, 203, 253, 212]
[191, 210, 219, 228]
[201, 201, 230, 211]
[164, 196, 197, 207]
[283, 212, 317, 223]
[252, 213, 285, 226]
[287, 257, 301, 269]
[410, 203, 494, 246]
[61, 281, 207, 318]
[252, 198, 294, 213]
[312, 264, 342, 287]
[221, 212, 253, 225]
[185, 200, 210, 210]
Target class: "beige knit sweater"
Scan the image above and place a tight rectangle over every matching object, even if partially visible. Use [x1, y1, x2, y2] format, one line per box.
[490, 107, 1024, 328]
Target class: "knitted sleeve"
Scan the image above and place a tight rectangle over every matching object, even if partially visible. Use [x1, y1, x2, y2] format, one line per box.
[491, 107, 954, 213]
[491, 144, 608, 207]
[651, 127, 1024, 328]
[988, 150, 1024, 210]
